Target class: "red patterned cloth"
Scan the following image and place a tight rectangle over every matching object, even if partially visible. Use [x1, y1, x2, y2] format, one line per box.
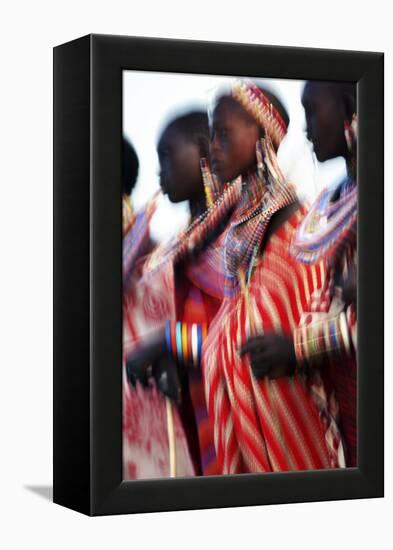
[291, 178, 357, 466]
[296, 280, 357, 467]
[122, 179, 245, 479]
[202, 207, 339, 474]
[175, 277, 221, 475]
[123, 259, 196, 479]
[171, 156, 298, 474]
[123, 194, 158, 292]
[325, 342, 357, 466]
[122, 199, 195, 480]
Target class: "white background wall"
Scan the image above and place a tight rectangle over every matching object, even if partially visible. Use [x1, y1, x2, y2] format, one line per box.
[0, 1, 391, 548]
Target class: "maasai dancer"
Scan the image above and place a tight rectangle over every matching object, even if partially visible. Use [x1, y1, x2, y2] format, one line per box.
[122, 137, 158, 287]
[122, 138, 185, 479]
[122, 137, 139, 235]
[253, 82, 358, 467]
[124, 112, 229, 478]
[289, 82, 357, 466]
[200, 81, 336, 474]
[154, 112, 227, 474]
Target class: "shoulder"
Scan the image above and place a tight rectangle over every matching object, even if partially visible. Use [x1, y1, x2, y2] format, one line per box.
[268, 201, 306, 245]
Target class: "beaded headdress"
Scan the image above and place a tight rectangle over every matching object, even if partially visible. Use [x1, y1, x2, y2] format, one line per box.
[230, 80, 288, 148]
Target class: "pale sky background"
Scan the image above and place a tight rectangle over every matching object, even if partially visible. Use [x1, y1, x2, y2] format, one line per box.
[123, 71, 346, 243]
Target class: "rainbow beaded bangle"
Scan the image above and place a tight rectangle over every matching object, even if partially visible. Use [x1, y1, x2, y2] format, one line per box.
[176, 322, 183, 364]
[165, 320, 172, 356]
[182, 323, 188, 364]
[295, 311, 354, 367]
[170, 321, 177, 362]
[329, 318, 339, 350]
[294, 326, 305, 375]
[187, 323, 193, 364]
[191, 324, 198, 367]
[323, 320, 331, 355]
[308, 329, 317, 356]
[197, 325, 203, 364]
[165, 320, 205, 368]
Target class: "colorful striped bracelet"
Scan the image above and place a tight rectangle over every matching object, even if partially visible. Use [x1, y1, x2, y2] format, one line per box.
[165, 320, 205, 368]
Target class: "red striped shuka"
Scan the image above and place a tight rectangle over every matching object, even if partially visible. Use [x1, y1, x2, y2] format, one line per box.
[130, 178, 244, 477]
[173, 275, 222, 476]
[290, 177, 358, 467]
[202, 206, 340, 474]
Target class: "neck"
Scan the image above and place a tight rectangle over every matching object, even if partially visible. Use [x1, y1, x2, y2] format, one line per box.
[189, 194, 206, 221]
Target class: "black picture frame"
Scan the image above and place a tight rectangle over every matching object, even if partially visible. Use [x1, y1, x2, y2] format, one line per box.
[53, 34, 384, 516]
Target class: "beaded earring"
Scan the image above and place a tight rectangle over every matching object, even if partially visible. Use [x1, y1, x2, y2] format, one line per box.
[256, 139, 265, 181]
[200, 157, 219, 208]
[122, 193, 134, 235]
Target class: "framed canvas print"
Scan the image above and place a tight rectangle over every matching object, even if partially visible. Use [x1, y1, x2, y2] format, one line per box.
[53, 34, 384, 516]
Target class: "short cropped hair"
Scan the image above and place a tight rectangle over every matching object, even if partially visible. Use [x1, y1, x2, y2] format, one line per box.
[122, 138, 139, 196]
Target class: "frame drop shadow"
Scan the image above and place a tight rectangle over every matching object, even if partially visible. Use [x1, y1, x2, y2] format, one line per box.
[25, 485, 53, 501]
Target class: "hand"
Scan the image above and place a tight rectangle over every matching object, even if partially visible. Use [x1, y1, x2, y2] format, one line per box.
[239, 333, 296, 380]
[154, 355, 182, 403]
[340, 265, 357, 306]
[125, 330, 166, 388]
[125, 330, 181, 402]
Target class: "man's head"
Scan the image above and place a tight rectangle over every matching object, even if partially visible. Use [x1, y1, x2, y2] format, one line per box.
[123, 138, 139, 196]
[157, 111, 210, 203]
[301, 81, 356, 162]
[210, 85, 289, 184]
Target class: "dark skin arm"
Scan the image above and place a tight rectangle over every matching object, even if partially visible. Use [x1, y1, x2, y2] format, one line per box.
[239, 202, 299, 380]
[241, 203, 356, 381]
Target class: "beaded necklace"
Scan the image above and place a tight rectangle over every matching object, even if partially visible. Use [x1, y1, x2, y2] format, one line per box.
[222, 136, 297, 295]
[143, 176, 243, 277]
[290, 177, 357, 266]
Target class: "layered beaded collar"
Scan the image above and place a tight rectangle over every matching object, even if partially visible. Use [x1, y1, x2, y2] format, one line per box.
[142, 176, 243, 277]
[221, 136, 297, 295]
[290, 177, 357, 266]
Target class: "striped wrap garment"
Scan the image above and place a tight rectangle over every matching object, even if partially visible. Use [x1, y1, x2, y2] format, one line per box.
[202, 208, 340, 473]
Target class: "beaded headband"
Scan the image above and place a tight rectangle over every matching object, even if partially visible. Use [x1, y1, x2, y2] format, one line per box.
[230, 80, 288, 148]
